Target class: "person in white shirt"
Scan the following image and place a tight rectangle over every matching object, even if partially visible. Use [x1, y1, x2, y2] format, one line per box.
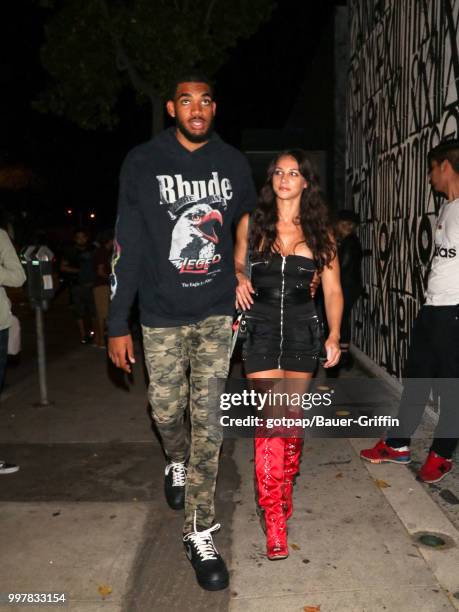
[0, 223, 26, 475]
[361, 139, 459, 484]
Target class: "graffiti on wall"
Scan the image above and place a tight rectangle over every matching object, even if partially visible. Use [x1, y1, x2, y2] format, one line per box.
[346, 0, 459, 376]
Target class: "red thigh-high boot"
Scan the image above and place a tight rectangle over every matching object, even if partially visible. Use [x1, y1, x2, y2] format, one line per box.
[283, 437, 303, 520]
[254, 436, 288, 560]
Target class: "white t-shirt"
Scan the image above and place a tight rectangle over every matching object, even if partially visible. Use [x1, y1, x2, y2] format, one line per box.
[425, 197, 459, 305]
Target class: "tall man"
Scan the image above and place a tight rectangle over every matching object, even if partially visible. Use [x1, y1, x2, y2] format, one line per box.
[108, 75, 256, 590]
[361, 140, 459, 483]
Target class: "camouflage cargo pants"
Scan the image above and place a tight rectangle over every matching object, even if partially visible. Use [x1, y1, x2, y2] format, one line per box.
[142, 315, 232, 533]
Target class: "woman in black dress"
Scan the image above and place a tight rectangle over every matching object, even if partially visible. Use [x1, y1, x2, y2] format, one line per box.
[234, 149, 342, 560]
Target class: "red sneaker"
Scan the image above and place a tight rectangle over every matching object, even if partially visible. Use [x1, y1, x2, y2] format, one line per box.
[360, 440, 411, 464]
[417, 451, 452, 483]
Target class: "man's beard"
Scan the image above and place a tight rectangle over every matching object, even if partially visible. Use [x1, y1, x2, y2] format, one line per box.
[176, 116, 214, 144]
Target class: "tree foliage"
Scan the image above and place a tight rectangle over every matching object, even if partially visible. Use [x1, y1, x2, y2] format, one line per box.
[35, 0, 274, 133]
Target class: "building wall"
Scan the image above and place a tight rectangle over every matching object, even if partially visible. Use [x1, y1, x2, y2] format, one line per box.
[346, 0, 459, 377]
[334, 6, 349, 211]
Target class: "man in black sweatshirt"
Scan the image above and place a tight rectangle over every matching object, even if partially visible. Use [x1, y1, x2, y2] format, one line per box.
[108, 74, 256, 591]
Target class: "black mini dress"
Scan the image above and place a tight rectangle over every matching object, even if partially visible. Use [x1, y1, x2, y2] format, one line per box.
[243, 254, 322, 374]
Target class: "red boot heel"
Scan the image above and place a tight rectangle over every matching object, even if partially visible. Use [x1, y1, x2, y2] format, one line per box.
[255, 436, 289, 560]
[265, 506, 289, 560]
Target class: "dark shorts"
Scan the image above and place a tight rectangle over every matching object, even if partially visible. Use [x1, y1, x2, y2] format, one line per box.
[70, 284, 96, 319]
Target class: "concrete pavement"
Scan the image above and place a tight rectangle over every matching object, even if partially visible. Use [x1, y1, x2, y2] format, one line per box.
[1, 333, 459, 611]
[230, 438, 456, 611]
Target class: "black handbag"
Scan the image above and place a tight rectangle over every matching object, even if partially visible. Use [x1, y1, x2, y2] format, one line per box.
[231, 312, 248, 356]
[231, 213, 255, 357]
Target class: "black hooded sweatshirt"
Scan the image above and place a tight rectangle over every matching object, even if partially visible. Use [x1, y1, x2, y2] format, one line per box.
[108, 128, 256, 336]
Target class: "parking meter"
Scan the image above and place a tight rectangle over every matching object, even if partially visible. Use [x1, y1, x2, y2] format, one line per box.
[19, 245, 55, 406]
[20, 245, 55, 306]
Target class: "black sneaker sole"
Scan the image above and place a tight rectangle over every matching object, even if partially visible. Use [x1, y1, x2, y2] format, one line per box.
[197, 576, 229, 591]
[164, 483, 185, 510]
[165, 495, 185, 510]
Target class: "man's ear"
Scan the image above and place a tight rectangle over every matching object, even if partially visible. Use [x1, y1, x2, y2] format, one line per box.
[211, 101, 217, 116]
[166, 100, 176, 118]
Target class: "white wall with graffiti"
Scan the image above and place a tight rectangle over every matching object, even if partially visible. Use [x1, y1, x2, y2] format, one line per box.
[346, 0, 459, 377]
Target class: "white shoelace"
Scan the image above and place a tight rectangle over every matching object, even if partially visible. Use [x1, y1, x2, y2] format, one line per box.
[165, 461, 187, 487]
[183, 513, 221, 561]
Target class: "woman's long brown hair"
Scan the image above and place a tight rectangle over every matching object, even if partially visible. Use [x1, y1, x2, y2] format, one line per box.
[249, 149, 336, 271]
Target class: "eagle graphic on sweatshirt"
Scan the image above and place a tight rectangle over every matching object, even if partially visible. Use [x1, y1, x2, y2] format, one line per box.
[169, 198, 224, 274]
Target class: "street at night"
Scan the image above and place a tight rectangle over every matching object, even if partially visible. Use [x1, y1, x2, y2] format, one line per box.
[1, 1, 459, 611]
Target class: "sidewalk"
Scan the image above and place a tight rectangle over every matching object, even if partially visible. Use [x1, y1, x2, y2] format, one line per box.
[230, 436, 458, 611]
[1, 343, 459, 611]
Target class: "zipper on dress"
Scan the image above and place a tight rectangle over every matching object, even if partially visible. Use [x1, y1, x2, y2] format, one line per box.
[278, 255, 286, 368]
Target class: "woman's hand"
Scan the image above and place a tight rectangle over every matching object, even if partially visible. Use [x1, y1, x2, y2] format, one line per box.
[322, 335, 341, 368]
[235, 273, 255, 310]
[309, 271, 321, 298]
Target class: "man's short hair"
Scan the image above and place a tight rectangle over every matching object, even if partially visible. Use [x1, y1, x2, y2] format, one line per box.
[168, 73, 214, 100]
[428, 139, 459, 174]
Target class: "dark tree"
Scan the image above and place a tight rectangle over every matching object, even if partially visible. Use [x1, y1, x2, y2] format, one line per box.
[35, 0, 274, 136]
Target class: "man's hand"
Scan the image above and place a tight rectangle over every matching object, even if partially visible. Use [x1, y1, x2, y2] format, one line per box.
[310, 271, 321, 298]
[108, 334, 135, 373]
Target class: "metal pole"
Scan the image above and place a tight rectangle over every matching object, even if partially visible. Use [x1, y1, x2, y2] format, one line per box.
[35, 302, 50, 406]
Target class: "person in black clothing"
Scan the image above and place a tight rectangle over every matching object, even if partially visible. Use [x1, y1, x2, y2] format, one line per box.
[334, 209, 363, 369]
[234, 150, 342, 560]
[108, 74, 256, 591]
[60, 229, 96, 344]
[93, 229, 114, 348]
